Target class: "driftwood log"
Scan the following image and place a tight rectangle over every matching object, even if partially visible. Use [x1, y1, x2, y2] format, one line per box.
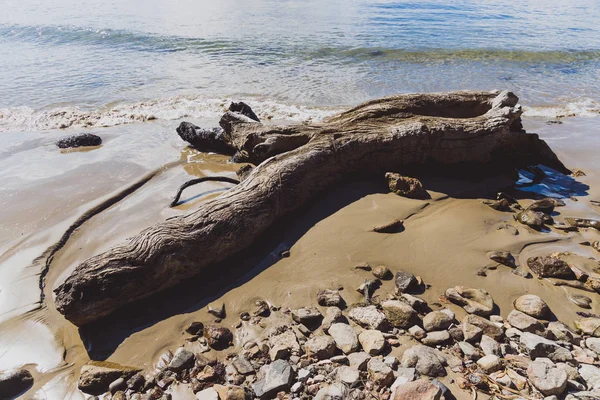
[54, 91, 568, 326]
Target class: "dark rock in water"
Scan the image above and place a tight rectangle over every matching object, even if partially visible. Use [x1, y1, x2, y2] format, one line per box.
[229, 102, 260, 122]
[203, 325, 233, 350]
[78, 361, 141, 395]
[56, 133, 102, 149]
[385, 173, 430, 200]
[488, 251, 516, 268]
[526, 198, 556, 214]
[395, 271, 419, 294]
[516, 210, 552, 230]
[527, 256, 575, 279]
[0, 368, 34, 398]
[372, 219, 404, 233]
[176, 121, 235, 154]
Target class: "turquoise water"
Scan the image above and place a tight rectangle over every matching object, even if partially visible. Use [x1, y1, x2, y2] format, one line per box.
[1, 0, 600, 130]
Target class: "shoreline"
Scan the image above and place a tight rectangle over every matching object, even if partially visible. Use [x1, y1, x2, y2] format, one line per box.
[0, 113, 599, 398]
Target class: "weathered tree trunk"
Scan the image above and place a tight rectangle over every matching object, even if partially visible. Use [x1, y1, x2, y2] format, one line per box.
[54, 91, 568, 326]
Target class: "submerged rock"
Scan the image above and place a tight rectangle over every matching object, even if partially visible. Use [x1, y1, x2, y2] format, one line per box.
[385, 172, 429, 199]
[56, 133, 102, 149]
[0, 369, 34, 399]
[527, 256, 575, 279]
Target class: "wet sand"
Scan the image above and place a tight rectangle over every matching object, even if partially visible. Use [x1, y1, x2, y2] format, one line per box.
[0, 115, 599, 398]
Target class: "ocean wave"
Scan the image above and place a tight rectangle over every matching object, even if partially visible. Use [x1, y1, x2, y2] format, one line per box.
[0, 96, 341, 132]
[523, 98, 600, 119]
[1, 95, 598, 133]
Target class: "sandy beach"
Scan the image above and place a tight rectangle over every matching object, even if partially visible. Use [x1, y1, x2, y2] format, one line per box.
[0, 109, 598, 398]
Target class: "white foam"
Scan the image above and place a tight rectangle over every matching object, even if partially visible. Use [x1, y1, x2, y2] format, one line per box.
[0, 95, 341, 132]
[523, 98, 600, 119]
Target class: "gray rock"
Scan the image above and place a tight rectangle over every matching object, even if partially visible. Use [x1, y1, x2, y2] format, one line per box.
[322, 307, 344, 333]
[334, 366, 360, 385]
[391, 379, 443, 400]
[445, 286, 494, 316]
[232, 355, 254, 375]
[463, 314, 503, 341]
[314, 382, 348, 400]
[458, 341, 480, 360]
[462, 322, 483, 343]
[108, 378, 126, 394]
[527, 256, 576, 279]
[384, 355, 398, 369]
[527, 358, 568, 396]
[359, 329, 386, 355]
[269, 330, 300, 360]
[520, 332, 573, 362]
[421, 331, 451, 346]
[480, 335, 501, 356]
[488, 251, 516, 268]
[401, 345, 446, 377]
[0, 369, 34, 399]
[586, 338, 600, 355]
[317, 290, 345, 307]
[579, 364, 600, 390]
[195, 387, 219, 400]
[305, 335, 336, 360]
[349, 305, 388, 330]
[381, 300, 418, 328]
[367, 357, 394, 386]
[408, 325, 427, 340]
[290, 381, 303, 393]
[291, 307, 323, 327]
[348, 352, 371, 371]
[252, 360, 294, 399]
[548, 321, 579, 343]
[423, 311, 453, 332]
[575, 318, 600, 337]
[395, 271, 419, 293]
[507, 310, 545, 333]
[390, 368, 417, 391]
[514, 294, 550, 319]
[477, 355, 503, 373]
[401, 294, 429, 312]
[168, 347, 195, 372]
[329, 323, 360, 354]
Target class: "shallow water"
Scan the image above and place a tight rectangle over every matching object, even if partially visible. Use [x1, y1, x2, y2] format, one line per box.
[1, 0, 600, 131]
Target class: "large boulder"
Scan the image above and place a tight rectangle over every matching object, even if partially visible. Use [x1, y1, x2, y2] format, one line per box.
[527, 256, 575, 279]
[527, 358, 567, 396]
[252, 360, 294, 399]
[0, 369, 34, 399]
[445, 286, 494, 316]
[401, 345, 446, 377]
[56, 133, 102, 149]
[514, 294, 550, 319]
[78, 361, 141, 395]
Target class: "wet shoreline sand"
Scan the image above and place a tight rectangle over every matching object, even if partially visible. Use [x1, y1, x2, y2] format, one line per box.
[0, 114, 599, 398]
